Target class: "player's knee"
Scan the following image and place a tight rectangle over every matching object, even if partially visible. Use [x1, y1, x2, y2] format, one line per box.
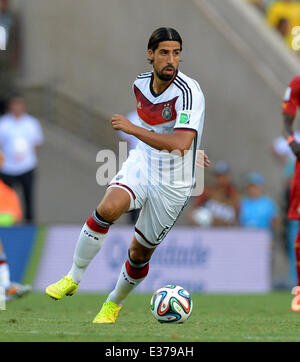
[97, 205, 116, 223]
[97, 190, 130, 222]
[97, 201, 121, 222]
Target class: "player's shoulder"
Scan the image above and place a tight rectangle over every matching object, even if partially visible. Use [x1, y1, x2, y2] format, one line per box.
[174, 71, 205, 110]
[134, 71, 153, 83]
[175, 71, 203, 94]
[289, 75, 300, 88]
[133, 71, 153, 93]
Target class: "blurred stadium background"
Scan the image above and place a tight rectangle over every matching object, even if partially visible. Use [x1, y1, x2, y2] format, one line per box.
[1, 0, 300, 296]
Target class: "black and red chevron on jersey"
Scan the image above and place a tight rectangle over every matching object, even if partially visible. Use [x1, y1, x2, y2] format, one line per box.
[134, 85, 178, 126]
[132, 70, 204, 135]
[131, 69, 205, 193]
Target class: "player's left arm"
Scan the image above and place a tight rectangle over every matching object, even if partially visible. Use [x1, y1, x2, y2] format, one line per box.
[111, 115, 209, 165]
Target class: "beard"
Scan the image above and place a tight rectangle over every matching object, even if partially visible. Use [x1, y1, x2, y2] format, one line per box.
[155, 65, 176, 81]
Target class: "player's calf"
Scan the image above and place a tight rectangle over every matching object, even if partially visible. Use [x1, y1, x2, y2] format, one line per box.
[46, 210, 112, 300]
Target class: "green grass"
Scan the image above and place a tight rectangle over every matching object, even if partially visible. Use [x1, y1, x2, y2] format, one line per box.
[1, 292, 300, 342]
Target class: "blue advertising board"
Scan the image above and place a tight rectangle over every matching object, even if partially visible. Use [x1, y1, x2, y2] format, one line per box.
[0, 226, 38, 283]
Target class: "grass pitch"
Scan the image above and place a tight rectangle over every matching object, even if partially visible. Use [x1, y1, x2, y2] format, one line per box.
[1, 292, 300, 342]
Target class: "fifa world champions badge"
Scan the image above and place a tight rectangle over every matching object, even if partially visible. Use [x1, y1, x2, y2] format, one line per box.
[0, 26, 6, 50]
[179, 112, 191, 125]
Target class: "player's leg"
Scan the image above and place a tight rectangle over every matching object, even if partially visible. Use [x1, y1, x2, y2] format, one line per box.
[93, 235, 155, 324]
[46, 145, 145, 300]
[291, 221, 300, 311]
[0, 240, 10, 290]
[93, 191, 186, 324]
[0, 240, 32, 301]
[45, 187, 131, 300]
[107, 236, 155, 305]
[288, 160, 300, 311]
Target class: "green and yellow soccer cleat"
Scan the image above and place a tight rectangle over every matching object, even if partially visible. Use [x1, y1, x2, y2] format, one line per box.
[92, 301, 122, 324]
[45, 275, 78, 300]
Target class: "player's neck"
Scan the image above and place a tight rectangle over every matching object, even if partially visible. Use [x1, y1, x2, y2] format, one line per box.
[152, 73, 176, 95]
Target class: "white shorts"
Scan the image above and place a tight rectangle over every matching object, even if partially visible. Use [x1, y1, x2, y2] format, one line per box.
[108, 150, 190, 248]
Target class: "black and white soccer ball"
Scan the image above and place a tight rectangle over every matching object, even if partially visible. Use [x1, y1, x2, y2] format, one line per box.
[150, 285, 193, 323]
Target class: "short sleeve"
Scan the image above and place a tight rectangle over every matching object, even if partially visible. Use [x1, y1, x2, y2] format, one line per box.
[174, 85, 205, 134]
[282, 78, 300, 116]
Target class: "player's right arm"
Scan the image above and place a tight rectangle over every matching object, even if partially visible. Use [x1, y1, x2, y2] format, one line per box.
[282, 77, 300, 160]
[111, 114, 195, 156]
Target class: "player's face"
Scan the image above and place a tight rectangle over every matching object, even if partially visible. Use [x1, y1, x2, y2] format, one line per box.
[148, 41, 181, 81]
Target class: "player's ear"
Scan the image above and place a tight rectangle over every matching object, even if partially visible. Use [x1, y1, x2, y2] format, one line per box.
[147, 49, 154, 64]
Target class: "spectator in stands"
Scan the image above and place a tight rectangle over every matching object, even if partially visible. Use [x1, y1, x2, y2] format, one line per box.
[0, 149, 31, 302]
[239, 172, 280, 232]
[189, 161, 240, 227]
[0, 95, 44, 223]
[276, 17, 291, 37]
[0, 0, 22, 115]
[266, 0, 300, 52]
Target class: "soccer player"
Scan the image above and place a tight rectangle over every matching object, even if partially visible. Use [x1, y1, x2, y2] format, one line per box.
[46, 27, 208, 323]
[281, 76, 300, 312]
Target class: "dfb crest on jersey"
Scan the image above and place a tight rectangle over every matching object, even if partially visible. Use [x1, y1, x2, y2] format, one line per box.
[162, 104, 172, 121]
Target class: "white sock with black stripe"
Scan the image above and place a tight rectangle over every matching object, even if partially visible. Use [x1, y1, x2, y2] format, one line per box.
[68, 211, 111, 284]
[106, 252, 149, 305]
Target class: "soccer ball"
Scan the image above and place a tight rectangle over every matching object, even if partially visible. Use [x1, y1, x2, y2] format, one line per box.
[150, 285, 193, 323]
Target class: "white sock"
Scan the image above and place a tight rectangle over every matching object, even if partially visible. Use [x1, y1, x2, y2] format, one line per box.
[68, 212, 111, 284]
[0, 263, 10, 289]
[107, 259, 149, 305]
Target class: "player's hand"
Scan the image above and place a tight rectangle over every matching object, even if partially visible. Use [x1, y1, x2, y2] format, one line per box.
[111, 114, 136, 135]
[0, 150, 5, 168]
[196, 150, 210, 168]
[290, 141, 300, 160]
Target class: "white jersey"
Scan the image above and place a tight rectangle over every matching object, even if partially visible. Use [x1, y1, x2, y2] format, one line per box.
[132, 69, 205, 198]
